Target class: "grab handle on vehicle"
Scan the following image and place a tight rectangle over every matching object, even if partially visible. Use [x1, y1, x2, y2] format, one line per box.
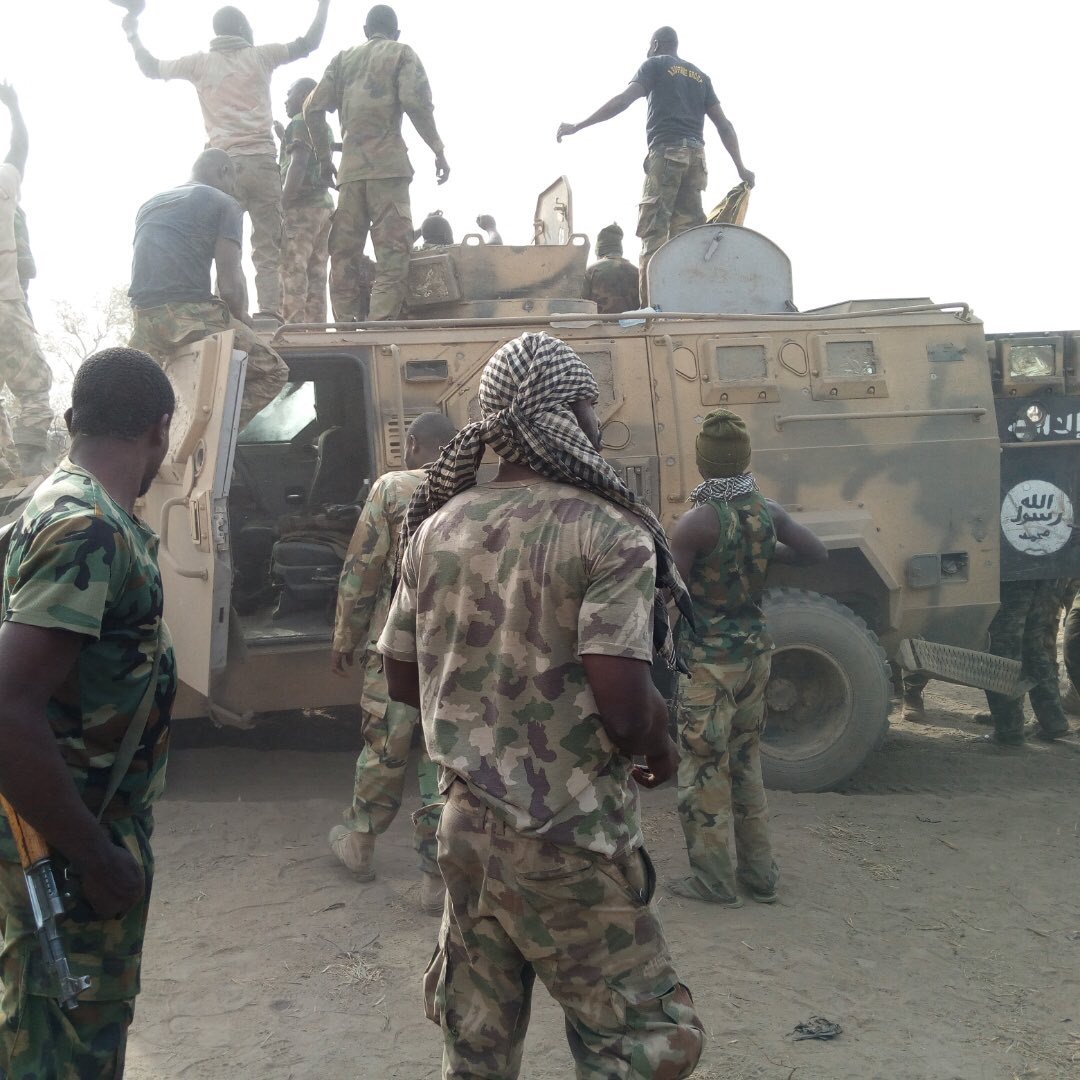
[159, 497, 209, 580]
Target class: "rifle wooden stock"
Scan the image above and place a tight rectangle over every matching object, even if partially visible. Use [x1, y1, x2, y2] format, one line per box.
[0, 794, 49, 870]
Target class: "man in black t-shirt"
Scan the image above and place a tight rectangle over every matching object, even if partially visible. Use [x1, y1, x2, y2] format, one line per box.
[128, 148, 288, 429]
[558, 26, 754, 304]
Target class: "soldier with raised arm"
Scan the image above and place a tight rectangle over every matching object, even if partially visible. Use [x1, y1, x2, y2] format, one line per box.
[0, 84, 52, 483]
[305, 5, 449, 322]
[120, 2, 331, 320]
[558, 26, 754, 303]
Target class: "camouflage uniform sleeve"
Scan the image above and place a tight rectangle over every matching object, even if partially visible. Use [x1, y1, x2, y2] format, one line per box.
[4, 514, 128, 640]
[332, 475, 396, 654]
[158, 51, 208, 82]
[304, 54, 342, 162]
[376, 529, 419, 663]
[397, 46, 444, 155]
[257, 42, 293, 69]
[577, 515, 656, 662]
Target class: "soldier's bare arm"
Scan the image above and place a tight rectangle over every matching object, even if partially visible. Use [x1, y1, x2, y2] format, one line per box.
[0, 622, 144, 921]
[384, 656, 421, 709]
[121, 12, 163, 79]
[556, 83, 646, 143]
[581, 654, 677, 786]
[303, 73, 337, 184]
[213, 237, 251, 325]
[282, 141, 314, 206]
[0, 84, 28, 176]
[705, 101, 755, 187]
[767, 501, 828, 565]
[289, 0, 332, 61]
[670, 505, 720, 584]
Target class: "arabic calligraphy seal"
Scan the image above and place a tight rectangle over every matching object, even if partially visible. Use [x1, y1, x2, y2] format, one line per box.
[1000, 480, 1074, 556]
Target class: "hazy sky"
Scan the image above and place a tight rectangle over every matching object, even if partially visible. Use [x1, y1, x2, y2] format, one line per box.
[3, 0, 1078, 344]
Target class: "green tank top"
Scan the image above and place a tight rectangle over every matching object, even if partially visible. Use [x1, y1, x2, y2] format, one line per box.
[683, 490, 776, 663]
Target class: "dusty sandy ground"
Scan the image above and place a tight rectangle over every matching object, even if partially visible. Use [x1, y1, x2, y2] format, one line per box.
[124, 684, 1080, 1080]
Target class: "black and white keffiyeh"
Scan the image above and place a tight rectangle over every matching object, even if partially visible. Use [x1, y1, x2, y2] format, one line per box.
[689, 474, 758, 506]
[403, 332, 693, 670]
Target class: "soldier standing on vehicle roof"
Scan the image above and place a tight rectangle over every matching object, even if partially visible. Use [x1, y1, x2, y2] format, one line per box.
[0, 348, 177, 1078]
[669, 410, 826, 906]
[304, 4, 450, 323]
[980, 579, 1075, 746]
[278, 78, 334, 324]
[378, 332, 704, 1077]
[557, 26, 755, 305]
[127, 149, 288, 430]
[0, 84, 52, 487]
[583, 223, 640, 314]
[329, 411, 457, 916]
[120, 1, 331, 320]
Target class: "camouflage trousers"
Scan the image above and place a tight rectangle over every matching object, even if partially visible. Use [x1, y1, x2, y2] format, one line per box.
[129, 299, 289, 430]
[0, 813, 154, 1079]
[0, 298, 53, 479]
[425, 781, 704, 1079]
[343, 653, 442, 874]
[676, 650, 778, 901]
[330, 178, 413, 321]
[1064, 582, 1080, 701]
[984, 578, 1070, 742]
[231, 152, 283, 316]
[636, 143, 707, 304]
[281, 204, 332, 324]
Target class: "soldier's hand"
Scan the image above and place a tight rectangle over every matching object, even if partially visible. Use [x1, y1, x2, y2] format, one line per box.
[739, 166, 756, 189]
[77, 840, 145, 921]
[632, 737, 678, 789]
[319, 159, 338, 189]
[273, 120, 286, 142]
[434, 151, 450, 185]
[331, 649, 354, 677]
[556, 122, 578, 143]
[0, 83, 18, 111]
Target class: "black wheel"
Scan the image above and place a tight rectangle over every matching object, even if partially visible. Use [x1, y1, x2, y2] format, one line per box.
[760, 588, 890, 792]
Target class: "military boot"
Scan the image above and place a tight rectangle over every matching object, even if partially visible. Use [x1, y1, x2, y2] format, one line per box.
[329, 826, 376, 881]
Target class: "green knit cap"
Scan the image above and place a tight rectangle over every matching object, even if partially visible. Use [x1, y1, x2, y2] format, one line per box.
[596, 223, 623, 257]
[696, 409, 751, 478]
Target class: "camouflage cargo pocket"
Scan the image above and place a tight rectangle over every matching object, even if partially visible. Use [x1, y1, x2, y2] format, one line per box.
[422, 936, 447, 1026]
[636, 195, 662, 240]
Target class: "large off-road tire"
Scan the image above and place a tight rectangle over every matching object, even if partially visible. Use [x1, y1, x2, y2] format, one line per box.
[760, 588, 890, 792]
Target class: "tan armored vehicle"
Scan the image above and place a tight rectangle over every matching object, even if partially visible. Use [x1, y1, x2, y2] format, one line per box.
[115, 180, 1077, 791]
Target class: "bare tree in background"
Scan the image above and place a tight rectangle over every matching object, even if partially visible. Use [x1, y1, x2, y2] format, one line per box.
[43, 285, 134, 399]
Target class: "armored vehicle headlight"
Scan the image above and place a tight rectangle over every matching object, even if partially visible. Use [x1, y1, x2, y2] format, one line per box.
[1013, 401, 1047, 441]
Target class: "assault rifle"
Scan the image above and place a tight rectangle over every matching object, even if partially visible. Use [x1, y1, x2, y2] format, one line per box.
[0, 796, 90, 1009]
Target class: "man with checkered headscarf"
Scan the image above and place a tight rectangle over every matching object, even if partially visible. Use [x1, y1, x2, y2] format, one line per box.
[378, 332, 704, 1078]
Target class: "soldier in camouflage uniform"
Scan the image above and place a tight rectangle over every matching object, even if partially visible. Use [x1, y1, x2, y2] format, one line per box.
[128, 149, 288, 430]
[558, 26, 754, 304]
[329, 412, 457, 915]
[669, 410, 826, 905]
[582, 223, 640, 314]
[278, 78, 334, 324]
[305, 5, 450, 322]
[13, 206, 34, 301]
[982, 578, 1075, 744]
[379, 333, 703, 1078]
[0, 84, 53, 484]
[121, 2, 331, 318]
[0, 348, 177, 1079]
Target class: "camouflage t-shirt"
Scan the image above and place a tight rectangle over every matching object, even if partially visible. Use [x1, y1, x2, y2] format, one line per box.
[583, 255, 640, 314]
[306, 34, 444, 184]
[333, 468, 424, 660]
[159, 36, 297, 157]
[0, 461, 176, 860]
[682, 490, 776, 663]
[279, 114, 335, 211]
[378, 479, 656, 857]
